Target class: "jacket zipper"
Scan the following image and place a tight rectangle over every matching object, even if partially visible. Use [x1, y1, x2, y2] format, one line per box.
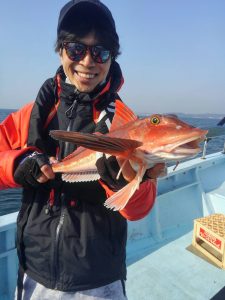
[53, 193, 66, 289]
[53, 95, 78, 288]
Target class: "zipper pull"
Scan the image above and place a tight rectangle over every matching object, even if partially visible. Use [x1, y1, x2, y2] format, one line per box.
[45, 204, 51, 215]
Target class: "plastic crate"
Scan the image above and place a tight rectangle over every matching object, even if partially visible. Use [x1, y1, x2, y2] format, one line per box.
[192, 214, 225, 269]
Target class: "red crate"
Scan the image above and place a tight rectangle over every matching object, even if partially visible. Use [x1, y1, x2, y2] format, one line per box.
[192, 214, 225, 269]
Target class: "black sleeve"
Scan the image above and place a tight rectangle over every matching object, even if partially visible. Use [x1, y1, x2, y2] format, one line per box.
[27, 78, 56, 152]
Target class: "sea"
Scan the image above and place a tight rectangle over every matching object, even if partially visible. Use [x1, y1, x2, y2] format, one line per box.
[0, 108, 225, 216]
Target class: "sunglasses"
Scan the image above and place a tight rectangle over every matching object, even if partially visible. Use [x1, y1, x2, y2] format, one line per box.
[62, 42, 111, 64]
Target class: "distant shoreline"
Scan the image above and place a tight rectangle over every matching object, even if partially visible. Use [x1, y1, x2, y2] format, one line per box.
[0, 108, 224, 120]
[138, 112, 224, 119]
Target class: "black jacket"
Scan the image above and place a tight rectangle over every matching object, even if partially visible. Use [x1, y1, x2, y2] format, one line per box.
[16, 62, 128, 291]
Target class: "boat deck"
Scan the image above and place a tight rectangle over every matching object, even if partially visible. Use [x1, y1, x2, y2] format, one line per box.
[127, 231, 225, 300]
[125, 152, 225, 299]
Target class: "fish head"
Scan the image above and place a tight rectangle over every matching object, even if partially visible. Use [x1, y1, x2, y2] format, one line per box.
[137, 114, 208, 162]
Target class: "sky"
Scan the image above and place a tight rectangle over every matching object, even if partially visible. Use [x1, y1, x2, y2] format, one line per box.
[0, 0, 225, 114]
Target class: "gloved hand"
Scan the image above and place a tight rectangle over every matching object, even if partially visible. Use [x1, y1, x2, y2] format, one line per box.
[14, 151, 54, 188]
[143, 163, 167, 180]
[96, 154, 128, 192]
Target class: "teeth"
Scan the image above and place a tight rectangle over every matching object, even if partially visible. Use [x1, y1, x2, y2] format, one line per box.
[77, 72, 95, 79]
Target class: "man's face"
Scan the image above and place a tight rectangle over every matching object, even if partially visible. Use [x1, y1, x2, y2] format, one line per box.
[60, 32, 111, 93]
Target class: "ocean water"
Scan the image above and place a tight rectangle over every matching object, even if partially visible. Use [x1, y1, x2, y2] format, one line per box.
[0, 108, 224, 216]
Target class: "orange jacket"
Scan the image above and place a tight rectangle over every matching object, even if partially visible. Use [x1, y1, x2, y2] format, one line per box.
[0, 64, 157, 221]
[0, 100, 156, 220]
[0, 102, 38, 189]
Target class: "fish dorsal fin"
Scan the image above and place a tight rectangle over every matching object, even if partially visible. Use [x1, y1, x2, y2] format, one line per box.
[110, 100, 138, 132]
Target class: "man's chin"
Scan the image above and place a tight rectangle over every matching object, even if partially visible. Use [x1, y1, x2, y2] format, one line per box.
[75, 83, 97, 93]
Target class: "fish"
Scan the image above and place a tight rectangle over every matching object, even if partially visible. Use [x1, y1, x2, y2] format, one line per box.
[50, 101, 207, 211]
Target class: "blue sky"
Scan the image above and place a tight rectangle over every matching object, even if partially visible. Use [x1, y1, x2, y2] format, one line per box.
[0, 0, 225, 114]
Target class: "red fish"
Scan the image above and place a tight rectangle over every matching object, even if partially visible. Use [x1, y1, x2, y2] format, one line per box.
[50, 101, 207, 210]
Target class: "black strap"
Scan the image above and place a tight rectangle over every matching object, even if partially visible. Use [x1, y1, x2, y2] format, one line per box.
[17, 265, 24, 300]
[121, 279, 126, 297]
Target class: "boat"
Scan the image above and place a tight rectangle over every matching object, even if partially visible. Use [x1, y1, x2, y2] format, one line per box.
[0, 132, 225, 299]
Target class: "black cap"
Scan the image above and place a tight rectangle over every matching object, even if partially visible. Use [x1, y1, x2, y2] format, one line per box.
[57, 0, 116, 37]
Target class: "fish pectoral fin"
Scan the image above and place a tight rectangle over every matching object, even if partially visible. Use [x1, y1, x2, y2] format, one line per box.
[104, 164, 146, 211]
[50, 130, 142, 156]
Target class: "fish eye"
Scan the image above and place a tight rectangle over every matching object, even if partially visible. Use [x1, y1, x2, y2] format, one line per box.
[150, 116, 160, 125]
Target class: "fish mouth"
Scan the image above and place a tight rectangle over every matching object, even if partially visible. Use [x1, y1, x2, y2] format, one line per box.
[166, 133, 207, 155]
[138, 132, 207, 164]
[147, 131, 207, 160]
[173, 139, 202, 155]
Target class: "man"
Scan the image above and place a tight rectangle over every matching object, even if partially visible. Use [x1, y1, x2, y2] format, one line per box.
[0, 1, 164, 299]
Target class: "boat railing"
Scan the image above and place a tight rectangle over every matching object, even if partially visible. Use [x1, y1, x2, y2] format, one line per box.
[0, 212, 18, 300]
[201, 135, 225, 159]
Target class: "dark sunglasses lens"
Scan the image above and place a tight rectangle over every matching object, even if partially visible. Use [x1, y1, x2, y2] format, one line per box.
[91, 46, 110, 63]
[64, 42, 110, 63]
[65, 42, 86, 61]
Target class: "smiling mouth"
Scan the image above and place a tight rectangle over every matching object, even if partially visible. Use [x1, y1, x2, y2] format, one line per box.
[75, 71, 97, 79]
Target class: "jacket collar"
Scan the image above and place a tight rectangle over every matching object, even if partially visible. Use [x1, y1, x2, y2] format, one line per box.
[55, 61, 124, 106]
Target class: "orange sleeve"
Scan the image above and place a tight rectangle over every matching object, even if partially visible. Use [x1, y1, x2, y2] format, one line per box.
[0, 102, 38, 190]
[0, 148, 37, 189]
[119, 180, 157, 221]
[0, 102, 34, 151]
[99, 179, 157, 221]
